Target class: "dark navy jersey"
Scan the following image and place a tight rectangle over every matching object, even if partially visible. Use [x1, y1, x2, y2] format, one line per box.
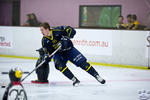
[42, 26, 76, 55]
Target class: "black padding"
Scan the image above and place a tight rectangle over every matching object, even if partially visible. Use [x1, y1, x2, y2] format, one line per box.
[36, 48, 45, 57]
[36, 57, 49, 81]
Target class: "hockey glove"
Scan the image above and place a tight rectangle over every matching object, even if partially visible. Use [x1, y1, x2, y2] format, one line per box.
[59, 37, 73, 51]
[43, 54, 51, 64]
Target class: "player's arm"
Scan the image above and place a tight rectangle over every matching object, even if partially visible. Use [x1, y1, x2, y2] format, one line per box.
[54, 26, 76, 38]
[41, 38, 53, 63]
[63, 26, 76, 38]
[58, 36, 73, 51]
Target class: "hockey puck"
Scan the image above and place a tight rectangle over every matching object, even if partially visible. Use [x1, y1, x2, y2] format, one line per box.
[1, 85, 6, 88]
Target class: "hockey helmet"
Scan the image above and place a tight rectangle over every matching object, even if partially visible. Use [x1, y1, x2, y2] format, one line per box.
[9, 68, 22, 82]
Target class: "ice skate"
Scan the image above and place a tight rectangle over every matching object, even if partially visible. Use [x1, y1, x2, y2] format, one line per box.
[72, 77, 80, 86]
[95, 75, 106, 84]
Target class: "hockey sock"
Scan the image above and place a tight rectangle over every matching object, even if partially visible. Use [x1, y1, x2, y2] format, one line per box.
[61, 66, 74, 80]
[85, 64, 105, 83]
[80, 62, 99, 78]
[86, 65, 99, 78]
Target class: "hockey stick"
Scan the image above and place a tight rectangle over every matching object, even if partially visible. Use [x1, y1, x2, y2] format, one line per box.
[21, 46, 61, 82]
[1, 71, 29, 75]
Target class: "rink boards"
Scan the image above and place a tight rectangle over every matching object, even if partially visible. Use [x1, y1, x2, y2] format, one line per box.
[0, 26, 149, 68]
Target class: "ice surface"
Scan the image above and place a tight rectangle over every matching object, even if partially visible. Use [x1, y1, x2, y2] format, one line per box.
[0, 57, 150, 100]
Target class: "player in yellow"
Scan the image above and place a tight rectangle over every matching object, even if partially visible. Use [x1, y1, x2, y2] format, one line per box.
[131, 14, 140, 29]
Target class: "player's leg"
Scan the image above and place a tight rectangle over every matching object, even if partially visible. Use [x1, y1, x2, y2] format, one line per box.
[53, 53, 80, 86]
[68, 47, 105, 84]
[78, 61, 105, 84]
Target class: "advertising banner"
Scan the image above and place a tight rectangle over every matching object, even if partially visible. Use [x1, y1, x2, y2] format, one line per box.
[0, 27, 13, 49]
[72, 29, 112, 55]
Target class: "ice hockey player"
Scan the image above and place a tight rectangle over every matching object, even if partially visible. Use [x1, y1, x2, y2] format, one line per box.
[40, 22, 106, 86]
[31, 48, 49, 84]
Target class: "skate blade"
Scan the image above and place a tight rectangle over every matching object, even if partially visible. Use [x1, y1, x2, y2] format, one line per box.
[73, 82, 80, 87]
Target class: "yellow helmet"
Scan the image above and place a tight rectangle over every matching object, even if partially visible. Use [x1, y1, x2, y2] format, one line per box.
[9, 68, 22, 82]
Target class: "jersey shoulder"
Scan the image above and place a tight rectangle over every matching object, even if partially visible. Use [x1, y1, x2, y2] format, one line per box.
[52, 26, 76, 38]
[42, 37, 51, 46]
[52, 26, 65, 31]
